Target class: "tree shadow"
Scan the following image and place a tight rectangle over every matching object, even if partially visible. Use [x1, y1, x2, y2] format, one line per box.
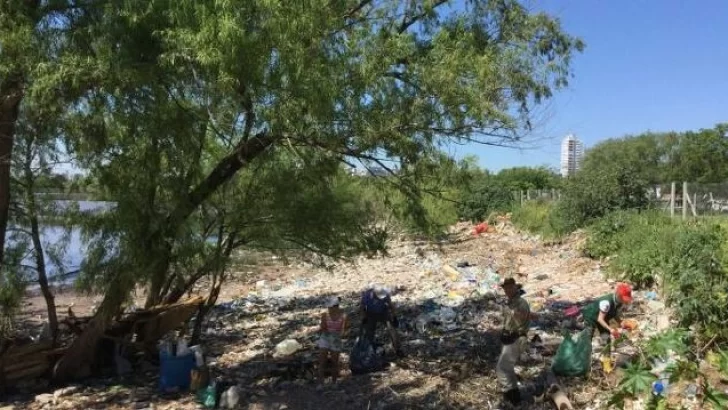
[1, 287, 612, 409]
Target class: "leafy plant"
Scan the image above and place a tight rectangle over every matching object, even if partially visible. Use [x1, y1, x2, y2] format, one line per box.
[510, 201, 568, 240]
[610, 330, 728, 410]
[457, 178, 515, 222]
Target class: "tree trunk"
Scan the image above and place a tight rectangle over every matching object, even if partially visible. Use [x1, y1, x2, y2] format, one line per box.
[143, 242, 172, 309]
[0, 79, 23, 266]
[52, 293, 120, 382]
[190, 270, 225, 346]
[23, 139, 59, 343]
[28, 198, 58, 343]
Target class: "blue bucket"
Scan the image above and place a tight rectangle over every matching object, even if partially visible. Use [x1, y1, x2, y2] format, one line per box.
[159, 351, 196, 392]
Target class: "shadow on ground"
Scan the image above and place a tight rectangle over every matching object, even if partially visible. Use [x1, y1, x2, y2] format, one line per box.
[2, 289, 603, 409]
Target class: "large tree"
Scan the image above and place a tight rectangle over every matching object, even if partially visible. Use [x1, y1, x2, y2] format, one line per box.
[3, 0, 584, 380]
[664, 123, 728, 183]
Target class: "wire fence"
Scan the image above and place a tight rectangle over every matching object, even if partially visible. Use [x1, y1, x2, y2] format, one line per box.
[512, 189, 561, 204]
[515, 182, 728, 218]
[654, 182, 728, 217]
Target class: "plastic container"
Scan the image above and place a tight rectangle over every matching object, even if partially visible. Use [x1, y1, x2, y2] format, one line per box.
[159, 350, 196, 392]
[652, 375, 670, 396]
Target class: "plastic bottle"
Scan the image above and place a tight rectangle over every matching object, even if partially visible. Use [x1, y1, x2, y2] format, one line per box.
[190, 345, 205, 367]
[177, 339, 190, 356]
[652, 374, 670, 396]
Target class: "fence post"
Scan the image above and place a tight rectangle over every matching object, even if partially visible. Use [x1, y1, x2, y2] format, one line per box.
[520, 190, 524, 205]
[682, 181, 688, 220]
[693, 192, 697, 216]
[670, 182, 675, 218]
[526, 190, 531, 201]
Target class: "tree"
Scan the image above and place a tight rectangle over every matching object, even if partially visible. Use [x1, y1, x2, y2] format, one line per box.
[495, 166, 561, 191]
[7, 99, 72, 344]
[14, 0, 583, 381]
[554, 134, 663, 230]
[663, 124, 728, 183]
[0, 0, 106, 266]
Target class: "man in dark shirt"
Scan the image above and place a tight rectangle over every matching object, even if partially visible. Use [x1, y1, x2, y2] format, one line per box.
[360, 284, 403, 356]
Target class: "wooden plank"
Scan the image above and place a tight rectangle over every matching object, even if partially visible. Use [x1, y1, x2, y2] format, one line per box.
[5, 363, 49, 381]
[1, 341, 53, 358]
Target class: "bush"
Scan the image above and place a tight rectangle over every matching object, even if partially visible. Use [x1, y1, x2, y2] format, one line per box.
[582, 210, 728, 344]
[554, 157, 654, 231]
[510, 201, 568, 240]
[663, 223, 728, 344]
[583, 211, 674, 288]
[457, 180, 515, 222]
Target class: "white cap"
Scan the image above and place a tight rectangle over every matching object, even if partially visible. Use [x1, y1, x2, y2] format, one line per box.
[373, 285, 389, 299]
[326, 296, 340, 308]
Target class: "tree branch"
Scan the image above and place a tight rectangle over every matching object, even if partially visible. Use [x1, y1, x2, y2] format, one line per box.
[164, 131, 279, 231]
[397, 0, 449, 34]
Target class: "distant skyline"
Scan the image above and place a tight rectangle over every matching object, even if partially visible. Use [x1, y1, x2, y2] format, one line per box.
[448, 0, 728, 171]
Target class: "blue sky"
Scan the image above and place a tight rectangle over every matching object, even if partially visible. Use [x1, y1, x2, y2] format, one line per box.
[447, 0, 728, 172]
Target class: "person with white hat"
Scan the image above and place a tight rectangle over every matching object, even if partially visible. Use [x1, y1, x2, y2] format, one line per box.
[317, 296, 348, 383]
[360, 284, 403, 357]
[496, 277, 531, 407]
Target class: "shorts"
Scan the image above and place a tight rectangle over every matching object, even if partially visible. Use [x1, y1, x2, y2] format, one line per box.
[317, 333, 343, 352]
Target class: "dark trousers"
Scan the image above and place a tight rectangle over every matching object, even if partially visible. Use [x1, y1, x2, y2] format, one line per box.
[362, 311, 400, 350]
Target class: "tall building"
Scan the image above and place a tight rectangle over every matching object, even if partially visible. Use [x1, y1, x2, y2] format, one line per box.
[560, 134, 584, 177]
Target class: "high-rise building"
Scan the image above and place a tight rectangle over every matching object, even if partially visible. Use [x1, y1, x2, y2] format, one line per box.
[560, 134, 584, 177]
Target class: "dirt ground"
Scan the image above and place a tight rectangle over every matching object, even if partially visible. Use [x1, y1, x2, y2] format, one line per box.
[5, 221, 722, 410]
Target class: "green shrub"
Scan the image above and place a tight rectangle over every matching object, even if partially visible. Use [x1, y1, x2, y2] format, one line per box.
[583, 210, 728, 344]
[663, 223, 728, 344]
[457, 180, 515, 222]
[553, 159, 653, 231]
[584, 211, 675, 288]
[510, 201, 568, 240]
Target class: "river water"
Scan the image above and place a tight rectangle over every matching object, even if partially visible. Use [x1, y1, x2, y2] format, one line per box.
[7, 200, 116, 287]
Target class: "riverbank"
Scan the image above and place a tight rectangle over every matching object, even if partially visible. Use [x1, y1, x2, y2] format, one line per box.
[5, 221, 687, 409]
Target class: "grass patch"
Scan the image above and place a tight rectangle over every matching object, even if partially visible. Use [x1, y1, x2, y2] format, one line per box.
[510, 200, 568, 240]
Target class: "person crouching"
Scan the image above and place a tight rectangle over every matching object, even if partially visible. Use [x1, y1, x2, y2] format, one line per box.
[581, 283, 633, 347]
[360, 284, 404, 357]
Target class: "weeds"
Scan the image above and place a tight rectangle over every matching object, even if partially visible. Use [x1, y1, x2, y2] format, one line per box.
[510, 200, 568, 240]
[609, 330, 728, 410]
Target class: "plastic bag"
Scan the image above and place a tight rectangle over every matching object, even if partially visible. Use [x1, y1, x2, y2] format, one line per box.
[349, 336, 385, 375]
[551, 328, 592, 377]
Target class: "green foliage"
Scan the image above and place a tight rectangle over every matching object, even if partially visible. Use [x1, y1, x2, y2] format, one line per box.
[457, 178, 515, 222]
[664, 124, 728, 183]
[510, 201, 567, 240]
[662, 223, 728, 344]
[457, 166, 560, 223]
[609, 330, 728, 410]
[582, 210, 728, 343]
[494, 166, 561, 191]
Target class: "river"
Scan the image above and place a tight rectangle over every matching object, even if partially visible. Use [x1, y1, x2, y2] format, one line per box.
[7, 200, 115, 288]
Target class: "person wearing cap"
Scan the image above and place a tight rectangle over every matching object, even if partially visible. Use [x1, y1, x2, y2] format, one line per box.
[496, 277, 531, 406]
[360, 285, 403, 357]
[317, 296, 348, 383]
[581, 283, 633, 346]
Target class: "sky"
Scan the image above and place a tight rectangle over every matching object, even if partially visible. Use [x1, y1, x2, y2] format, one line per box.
[447, 0, 728, 172]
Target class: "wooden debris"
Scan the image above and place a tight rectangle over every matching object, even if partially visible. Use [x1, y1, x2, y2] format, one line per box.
[2, 297, 204, 386]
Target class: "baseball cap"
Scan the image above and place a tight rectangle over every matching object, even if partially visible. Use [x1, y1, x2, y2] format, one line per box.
[616, 283, 633, 304]
[326, 296, 340, 308]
